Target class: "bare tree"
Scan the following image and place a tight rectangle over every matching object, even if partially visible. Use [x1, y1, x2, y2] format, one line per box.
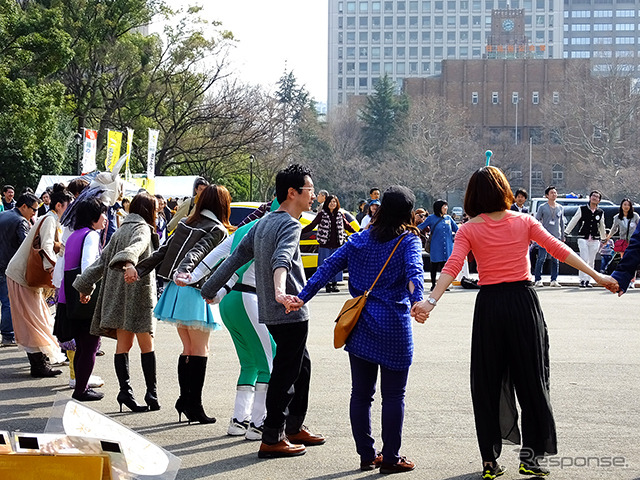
[541, 59, 640, 199]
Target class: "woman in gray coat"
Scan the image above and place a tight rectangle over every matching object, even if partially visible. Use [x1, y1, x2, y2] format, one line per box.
[74, 192, 160, 413]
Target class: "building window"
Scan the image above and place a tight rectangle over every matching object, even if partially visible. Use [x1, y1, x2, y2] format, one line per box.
[359, 16, 368, 28]
[472, 91, 478, 104]
[552, 165, 564, 185]
[359, 62, 368, 73]
[346, 62, 355, 74]
[409, 62, 418, 73]
[347, 1, 356, 13]
[509, 169, 523, 185]
[492, 92, 499, 104]
[532, 91, 539, 104]
[422, 62, 431, 73]
[384, 46, 393, 58]
[346, 77, 355, 88]
[359, 32, 368, 43]
[550, 127, 563, 144]
[532, 170, 544, 187]
[421, 46, 431, 57]
[372, 62, 381, 74]
[397, 62, 406, 74]
[359, 77, 368, 88]
[530, 127, 543, 144]
[347, 16, 356, 28]
[359, 2, 368, 12]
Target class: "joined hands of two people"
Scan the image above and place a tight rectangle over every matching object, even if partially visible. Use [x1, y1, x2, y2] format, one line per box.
[174, 272, 192, 287]
[276, 294, 304, 314]
[123, 264, 138, 284]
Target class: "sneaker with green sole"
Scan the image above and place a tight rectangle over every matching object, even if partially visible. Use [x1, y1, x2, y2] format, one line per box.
[481, 463, 506, 479]
[519, 461, 550, 476]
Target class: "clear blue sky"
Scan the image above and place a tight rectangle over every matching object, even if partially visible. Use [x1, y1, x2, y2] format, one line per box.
[155, 1, 328, 104]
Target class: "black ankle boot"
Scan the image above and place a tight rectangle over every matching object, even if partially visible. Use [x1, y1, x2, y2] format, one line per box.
[27, 352, 62, 378]
[114, 353, 148, 413]
[185, 356, 216, 424]
[141, 352, 160, 411]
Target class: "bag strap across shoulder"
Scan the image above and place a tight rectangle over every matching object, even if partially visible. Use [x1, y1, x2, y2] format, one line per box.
[365, 233, 407, 297]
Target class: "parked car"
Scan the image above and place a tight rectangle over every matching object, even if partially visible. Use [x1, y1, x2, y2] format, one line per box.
[230, 202, 359, 277]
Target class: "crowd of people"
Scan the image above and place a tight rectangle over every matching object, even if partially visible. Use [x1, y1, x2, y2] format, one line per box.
[0, 162, 637, 478]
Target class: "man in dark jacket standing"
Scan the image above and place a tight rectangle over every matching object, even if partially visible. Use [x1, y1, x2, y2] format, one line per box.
[0, 193, 39, 345]
[566, 190, 606, 288]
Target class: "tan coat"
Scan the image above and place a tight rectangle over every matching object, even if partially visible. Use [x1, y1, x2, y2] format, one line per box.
[73, 213, 159, 339]
[6, 211, 59, 288]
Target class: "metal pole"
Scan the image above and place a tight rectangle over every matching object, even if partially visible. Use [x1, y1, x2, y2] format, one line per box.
[515, 98, 518, 145]
[529, 136, 533, 196]
[249, 155, 254, 202]
[75, 132, 83, 175]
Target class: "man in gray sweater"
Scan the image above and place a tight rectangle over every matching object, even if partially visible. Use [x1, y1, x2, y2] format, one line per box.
[534, 186, 565, 287]
[201, 164, 325, 458]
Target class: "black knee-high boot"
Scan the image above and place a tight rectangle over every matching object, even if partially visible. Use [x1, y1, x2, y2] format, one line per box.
[141, 351, 160, 411]
[175, 355, 190, 422]
[185, 356, 216, 424]
[114, 353, 148, 413]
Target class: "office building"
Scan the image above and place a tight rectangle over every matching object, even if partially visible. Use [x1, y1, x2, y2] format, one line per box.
[327, 0, 564, 112]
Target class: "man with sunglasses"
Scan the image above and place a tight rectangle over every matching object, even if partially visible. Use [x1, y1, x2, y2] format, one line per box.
[0, 192, 39, 346]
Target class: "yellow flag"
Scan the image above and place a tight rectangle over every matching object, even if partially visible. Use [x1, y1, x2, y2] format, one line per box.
[105, 130, 123, 171]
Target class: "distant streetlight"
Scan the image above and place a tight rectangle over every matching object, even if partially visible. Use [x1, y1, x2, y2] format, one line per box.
[74, 132, 83, 175]
[249, 154, 255, 201]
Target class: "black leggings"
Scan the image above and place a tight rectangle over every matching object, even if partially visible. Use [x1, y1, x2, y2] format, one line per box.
[430, 261, 445, 288]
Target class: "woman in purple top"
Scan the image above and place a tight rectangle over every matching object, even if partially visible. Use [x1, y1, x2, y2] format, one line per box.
[62, 198, 108, 401]
[293, 186, 424, 474]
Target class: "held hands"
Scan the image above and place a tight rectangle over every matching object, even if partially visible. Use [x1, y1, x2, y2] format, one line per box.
[411, 300, 434, 324]
[275, 293, 304, 314]
[79, 293, 91, 304]
[123, 265, 138, 284]
[596, 274, 620, 294]
[174, 272, 192, 287]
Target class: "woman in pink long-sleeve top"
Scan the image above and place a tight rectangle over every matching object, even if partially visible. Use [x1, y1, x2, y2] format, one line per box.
[412, 167, 617, 480]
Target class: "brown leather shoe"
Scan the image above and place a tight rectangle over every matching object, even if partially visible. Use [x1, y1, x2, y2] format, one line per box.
[286, 425, 326, 446]
[380, 456, 416, 474]
[258, 440, 306, 458]
[360, 453, 383, 471]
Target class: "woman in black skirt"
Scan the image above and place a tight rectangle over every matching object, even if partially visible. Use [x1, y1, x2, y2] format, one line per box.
[412, 167, 617, 479]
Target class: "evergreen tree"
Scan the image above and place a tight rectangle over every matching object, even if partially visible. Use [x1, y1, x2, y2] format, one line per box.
[360, 75, 408, 158]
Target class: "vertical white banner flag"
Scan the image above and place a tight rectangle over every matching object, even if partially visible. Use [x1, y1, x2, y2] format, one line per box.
[82, 129, 98, 173]
[147, 129, 159, 179]
[125, 127, 134, 180]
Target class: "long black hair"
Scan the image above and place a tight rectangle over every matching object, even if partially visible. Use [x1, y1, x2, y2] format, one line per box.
[619, 198, 635, 220]
[370, 186, 419, 243]
[432, 199, 448, 217]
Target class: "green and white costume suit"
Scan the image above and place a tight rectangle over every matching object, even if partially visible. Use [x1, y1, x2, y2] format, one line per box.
[189, 219, 275, 428]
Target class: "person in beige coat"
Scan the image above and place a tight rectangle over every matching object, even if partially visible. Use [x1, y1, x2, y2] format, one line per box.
[6, 185, 73, 377]
[73, 192, 160, 413]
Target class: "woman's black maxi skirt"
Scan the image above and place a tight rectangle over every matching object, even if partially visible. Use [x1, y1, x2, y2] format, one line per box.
[471, 280, 558, 462]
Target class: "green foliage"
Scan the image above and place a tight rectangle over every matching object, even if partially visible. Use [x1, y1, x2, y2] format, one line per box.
[360, 75, 408, 158]
[0, 0, 73, 189]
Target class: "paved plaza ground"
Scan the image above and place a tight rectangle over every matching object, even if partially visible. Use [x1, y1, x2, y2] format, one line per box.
[0, 283, 639, 479]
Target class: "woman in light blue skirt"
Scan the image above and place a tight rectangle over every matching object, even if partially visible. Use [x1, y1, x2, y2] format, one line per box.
[133, 185, 233, 424]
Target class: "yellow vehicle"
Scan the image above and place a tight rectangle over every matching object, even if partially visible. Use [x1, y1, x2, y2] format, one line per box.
[230, 202, 360, 275]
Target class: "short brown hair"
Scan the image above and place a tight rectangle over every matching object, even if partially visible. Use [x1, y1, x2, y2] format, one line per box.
[130, 192, 157, 227]
[463, 166, 515, 218]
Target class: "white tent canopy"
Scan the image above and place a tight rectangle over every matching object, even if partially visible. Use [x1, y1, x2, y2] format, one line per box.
[36, 175, 199, 199]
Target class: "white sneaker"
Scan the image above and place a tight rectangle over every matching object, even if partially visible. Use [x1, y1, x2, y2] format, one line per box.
[550, 281, 562, 288]
[69, 375, 105, 389]
[534, 281, 544, 287]
[245, 422, 263, 441]
[227, 418, 250, 436]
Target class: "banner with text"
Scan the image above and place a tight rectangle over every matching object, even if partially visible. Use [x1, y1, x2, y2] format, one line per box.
[105, 130, 123, 171]
[125, 127, 134, 180]
[81, 129, 98, 174]
[147, 129, 159, 179]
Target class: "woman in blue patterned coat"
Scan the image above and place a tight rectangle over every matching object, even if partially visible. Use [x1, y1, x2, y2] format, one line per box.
[419, 199, 458, 290]
[292, 186, 424, 474]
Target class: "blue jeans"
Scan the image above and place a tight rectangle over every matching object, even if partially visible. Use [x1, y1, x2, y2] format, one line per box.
[534, 247, 558, 282]
[0, 274, 13, 341]
[349, 353, 409, 465]
[318, 247, 343, 283]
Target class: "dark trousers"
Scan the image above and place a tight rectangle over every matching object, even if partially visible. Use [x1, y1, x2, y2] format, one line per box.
[430, 261, 445, 288]
[349, 353, 409, 465]
[73, 331, 100, 396]
[471, 281, 557, 462]
[263, 321, 311, 444]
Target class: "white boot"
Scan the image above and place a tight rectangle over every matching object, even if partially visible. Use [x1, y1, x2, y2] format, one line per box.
[227, 385, 254, 436]
[245, 382, 268, 440]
